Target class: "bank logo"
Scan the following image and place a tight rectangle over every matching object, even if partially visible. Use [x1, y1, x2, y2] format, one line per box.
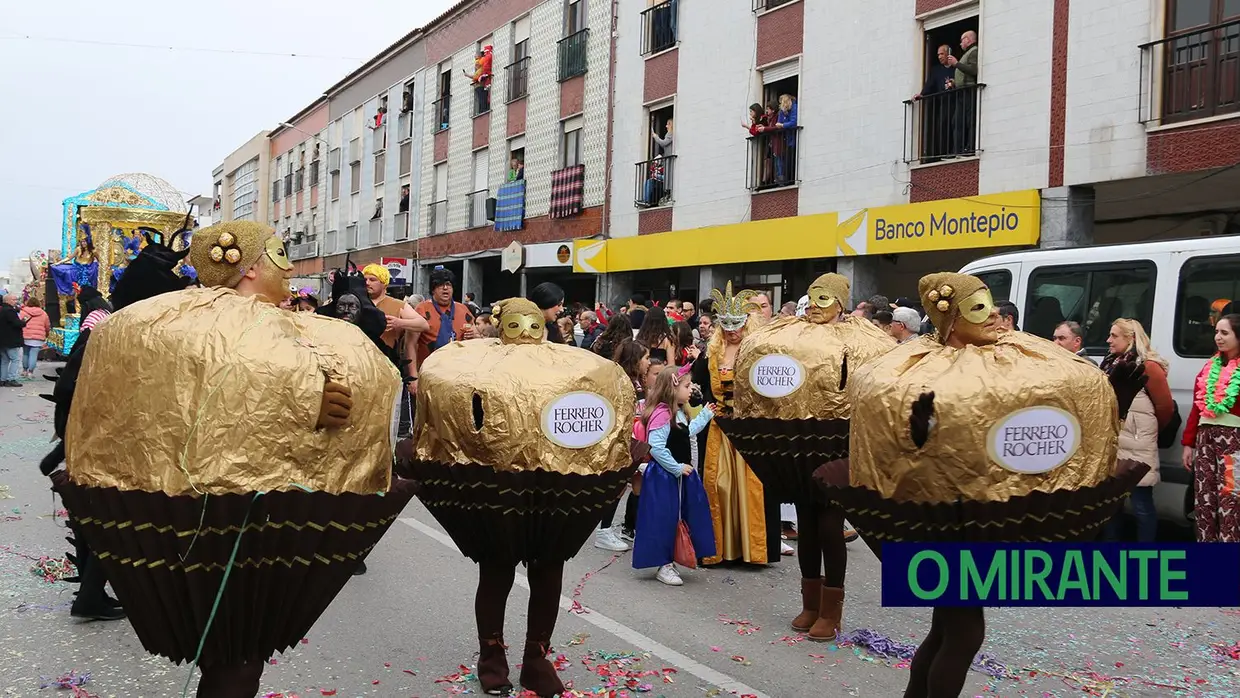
[986, 406, 1081, 475]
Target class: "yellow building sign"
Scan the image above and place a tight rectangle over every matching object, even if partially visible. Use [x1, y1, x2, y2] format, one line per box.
[574, 189, 1041, 274]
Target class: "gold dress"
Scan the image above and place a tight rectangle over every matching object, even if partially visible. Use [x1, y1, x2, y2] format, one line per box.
[699, 361, 770, 565]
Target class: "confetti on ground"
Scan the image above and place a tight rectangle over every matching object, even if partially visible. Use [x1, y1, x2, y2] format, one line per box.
[30, 556, 76, 583]
[717, 614, 760, 635]
[837, 628, 1011, 679]
[38, 670, 98, 697]
[1212, 641, 1240, 661]
[0, 484, 11, 499]
[568, 632, 590, 645]
[569, 552, 624, 614]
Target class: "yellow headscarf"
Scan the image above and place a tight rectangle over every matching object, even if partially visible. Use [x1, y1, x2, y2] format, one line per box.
[363, 264, 391, 286]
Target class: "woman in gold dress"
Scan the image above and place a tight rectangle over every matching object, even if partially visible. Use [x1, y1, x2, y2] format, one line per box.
[690, 283, 778, 565]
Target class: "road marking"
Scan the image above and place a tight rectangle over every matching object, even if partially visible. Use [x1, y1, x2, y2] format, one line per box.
[399, 516, 771, 698]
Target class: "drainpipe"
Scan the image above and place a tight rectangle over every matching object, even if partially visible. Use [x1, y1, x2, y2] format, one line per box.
[599, 0, 620, 302]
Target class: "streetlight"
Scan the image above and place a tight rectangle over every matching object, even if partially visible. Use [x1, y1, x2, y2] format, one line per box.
[278, 122, 330, 148]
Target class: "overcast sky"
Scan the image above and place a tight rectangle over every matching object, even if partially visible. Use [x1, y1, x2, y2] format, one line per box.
[0, 0, 456, 267]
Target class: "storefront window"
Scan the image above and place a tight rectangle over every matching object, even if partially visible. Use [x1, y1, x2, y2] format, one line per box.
[1024, 262, 1156, 348]
[1175, 254, 1240, 358]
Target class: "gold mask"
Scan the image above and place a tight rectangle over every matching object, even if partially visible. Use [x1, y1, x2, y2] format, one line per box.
[264, 236, 293, 271]
[958, 288, 995, 325]
[805, 273, 848, 324]
[500, 313, 543, 343]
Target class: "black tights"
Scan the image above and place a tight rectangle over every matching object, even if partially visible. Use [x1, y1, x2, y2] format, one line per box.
[903, 607, 986, 698]
[196, 661, 265, 698]
[598, 491, 639, 531]
[794, 501, 847, 587]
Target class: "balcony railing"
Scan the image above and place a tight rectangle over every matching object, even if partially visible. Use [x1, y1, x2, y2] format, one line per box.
[558, 29, 590, 82]
[746, 126, 801, 191]
[753, 0, 796, 12]
[324, 230, 338, 255]
[432, 97, 451, 132]
[294, 169, 305, 192]
[428, 199, 448, 235]
[344, 224, 358, 250]
[289, 240, 319, 261]
[398, 112, 412, 141]
[467, 190, 490, 228]
[328, 148, 341, 172]
[902, 84, 984, 164]
[348, 138, 361, 163]
[373, 125, 386, 153]
[399, 142, 412, 176]
[367, 218, 383, 246]
[283, 173, 293, 195]
[310, 162, 320, 186]
[506, 56, 531, 101]
[394, 211, 410, 241]
[473, 84, 491, 117]
[1139, 19, 1240, 124]
[634, 155, 676, 207]
[640, 1, 678, 55]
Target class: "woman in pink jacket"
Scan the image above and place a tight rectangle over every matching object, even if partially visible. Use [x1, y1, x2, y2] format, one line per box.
[18, 298, 50, 379]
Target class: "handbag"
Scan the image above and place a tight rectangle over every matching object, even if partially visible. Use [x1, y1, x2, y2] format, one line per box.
[673, 476, 697, 569]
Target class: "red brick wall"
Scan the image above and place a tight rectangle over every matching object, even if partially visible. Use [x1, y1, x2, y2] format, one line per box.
[434, 130, 451, 163]
[310, 186, 319, 209]
[560, 75, 586, 118]
[273, 201, 280, 219]
[751, 188, 798, 220]
[425, 0, 542, 64]
[293, 257, 325, 276]
[915, 0, 970, 15]
[1147, 120, 1240, 174]
[1048, 0, 1069, 187]
[323, 240, 417, 269]
[473, 111, 491, 149]
[296, 191, 304, 213]
[909, 159, 980, 202]
[643, 48, 678, 103]
[638, 207, 673, 235]
[418, 206, 603, 258]
[756, 1, 803, 67]
[507, 99, 527, 136]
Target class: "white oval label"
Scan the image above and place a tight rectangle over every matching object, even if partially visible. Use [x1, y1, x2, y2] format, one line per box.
[541, 392, 616, 449]
[749, 354, 806, 399]
[987, 406, 1081, 475]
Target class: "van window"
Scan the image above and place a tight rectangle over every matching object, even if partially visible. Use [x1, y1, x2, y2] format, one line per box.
[1024, 262, 1156, 348]
[974, 270, 1012, 303]
[1175, 254, 1240, 358]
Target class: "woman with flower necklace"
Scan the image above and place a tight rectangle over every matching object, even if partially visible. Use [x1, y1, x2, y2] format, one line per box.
[1183, 313, 1240, 542]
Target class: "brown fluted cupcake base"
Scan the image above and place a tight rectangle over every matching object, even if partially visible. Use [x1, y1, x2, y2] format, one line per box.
[812, 459, 1150, 545]
[54, 472, 417, 667]
[411, 460, 636, 565]
[714, 416, 850, 505]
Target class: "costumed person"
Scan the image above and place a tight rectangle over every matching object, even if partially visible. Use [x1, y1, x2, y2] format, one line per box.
[1183, 313, 1240, 542]
[53, 221, 417, 698]
[814, 272, 1149, 698]
[40, 225, 198, 622]
[716, 273, 894, 641]
[463, 44, 493, 114]
[409, 297, 647, 697]
[632, 364, 717, 586]
[413, 266, 476, 370]
[689, 282, 778, 566]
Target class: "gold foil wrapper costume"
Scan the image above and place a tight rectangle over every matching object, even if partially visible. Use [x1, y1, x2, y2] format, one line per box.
[66, 287, 401, 496]
[847, 330, 1119, 504]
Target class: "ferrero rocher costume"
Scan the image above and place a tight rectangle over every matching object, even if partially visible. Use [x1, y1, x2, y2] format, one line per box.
[716, 273, 893, 641]
[814, 272, 1148, 698]
[53, 221, 417, 698]
[410, 297, 640, 697]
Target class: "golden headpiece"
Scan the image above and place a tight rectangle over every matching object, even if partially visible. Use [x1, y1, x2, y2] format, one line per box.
[919, 272, 991, 341]
[493, 297, 545, 345]
[710, 281, 758, 332]
[189, 221, 277, 289]
[805, 273, 849, 323]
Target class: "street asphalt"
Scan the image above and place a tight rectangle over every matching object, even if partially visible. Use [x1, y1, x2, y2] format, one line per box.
[0, 364, 1236, 697]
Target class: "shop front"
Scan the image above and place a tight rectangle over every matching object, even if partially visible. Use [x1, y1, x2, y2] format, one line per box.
[419, 240, 598, 309]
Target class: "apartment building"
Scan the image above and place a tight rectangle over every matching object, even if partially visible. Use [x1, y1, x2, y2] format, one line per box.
[211, 131, 271, 227]
[596, 0, 1240, 309]
[269, 99, 330, 290]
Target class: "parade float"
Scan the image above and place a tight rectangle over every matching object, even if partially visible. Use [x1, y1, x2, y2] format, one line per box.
[48, 173, 196, 355]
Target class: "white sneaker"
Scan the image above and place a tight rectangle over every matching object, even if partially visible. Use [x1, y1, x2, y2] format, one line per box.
[656, 563, 683, 586]
[781, 541, 794, 556]
[594, 527, 631, 552]
[618, 528, 635, 544]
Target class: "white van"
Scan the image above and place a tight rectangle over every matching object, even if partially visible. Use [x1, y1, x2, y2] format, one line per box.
[960, 235, 1240, 527]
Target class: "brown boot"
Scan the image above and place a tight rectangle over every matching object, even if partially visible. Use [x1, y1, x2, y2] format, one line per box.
[518, 640, 564, 697]
[519, 561, 566, 697]
[477, 637, 512, 695]
[791, 577, 822, 632]
[808, 586, 844, 642]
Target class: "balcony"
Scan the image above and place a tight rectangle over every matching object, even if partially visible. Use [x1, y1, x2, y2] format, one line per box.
[367, 218, 383, 246]
[328, 148, 341, 172]
[467, 190, 490, 228]
[428, 199, 448, 235]
[634, 155, 676, 207]
[373, 126, 386, 153]
[283, 173, 293, 196]
[753, 0, 796, 12]
[902, 85, 984, 164]
[398, 111, 412, 141]
[394, 211, 410, 241]
[399, 141, 412, 176]
[294, 169, 305, 192]
[1140, 19, 1240, 124]
[344, 224, 358, 250]
[324, 230, 338, 255]
[640, 1, 678, 55]
[506, 56, 531, 101]
[432, 97, 451, 132]
[746, 126, 801, 191]
[289, 240, 319, 261]
[310, 161, 320, 186]
[348, 138, 361, 164]
[558, 29, 590, 82]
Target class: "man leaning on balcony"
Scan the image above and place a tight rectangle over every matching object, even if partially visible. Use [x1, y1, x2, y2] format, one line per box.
[945, 30, 979, 156]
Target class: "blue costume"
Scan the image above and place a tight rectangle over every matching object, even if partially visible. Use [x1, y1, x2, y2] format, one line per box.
[633, 404, 716, 569]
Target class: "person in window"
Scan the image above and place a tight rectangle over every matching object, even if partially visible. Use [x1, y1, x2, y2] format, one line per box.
[372, 105, 387, 129]
[399, 185, 410, 213]
[912, 45, 956, 160]
[1101, 319, 1173, 543]
[371, 200, 383, 220]
[464, 45, 494, 114]
[945, 30, 979, 155]
[507, 155, 525, 182]
[651, 118, 673, 157]
[770, 95, 798, 185]
[1183, 313, 1240, 542]
[642, 155, 666, 207]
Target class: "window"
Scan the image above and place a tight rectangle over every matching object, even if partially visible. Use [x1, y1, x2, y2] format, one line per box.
[508, 135, 526, 181]
[272, 180, 280, 201]
[401, 81, 414, 113]
[434, 63, 452, 131]
[330, 171, 341, 200]
[1153, 0, 1240, 122]
[508, 17, 532, 101]
[641, 0, 678, 55]
[753, 0, 796, 11]
[566, 0, 586, 34]
[472, 38, 493, 117]
[349, 193, 360, 223]
[974, 270, 1013, 303]
[310, 159, 320, 187]
[350, 162, 361, 194]
[636, 105, 675, 207]
[1024, 263, 1157, 349]
[907, 16, 983, 162]
[469, 149, 490, 228]
[430, 163, 448, 235]
[747, 70, 800, 190]
[374, 151, 385, 184]
[559, 2, 589, 81]
[295, 167, 305, 192]
[561, 116, 584, 168]
[1175, 253, 1240, 357]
